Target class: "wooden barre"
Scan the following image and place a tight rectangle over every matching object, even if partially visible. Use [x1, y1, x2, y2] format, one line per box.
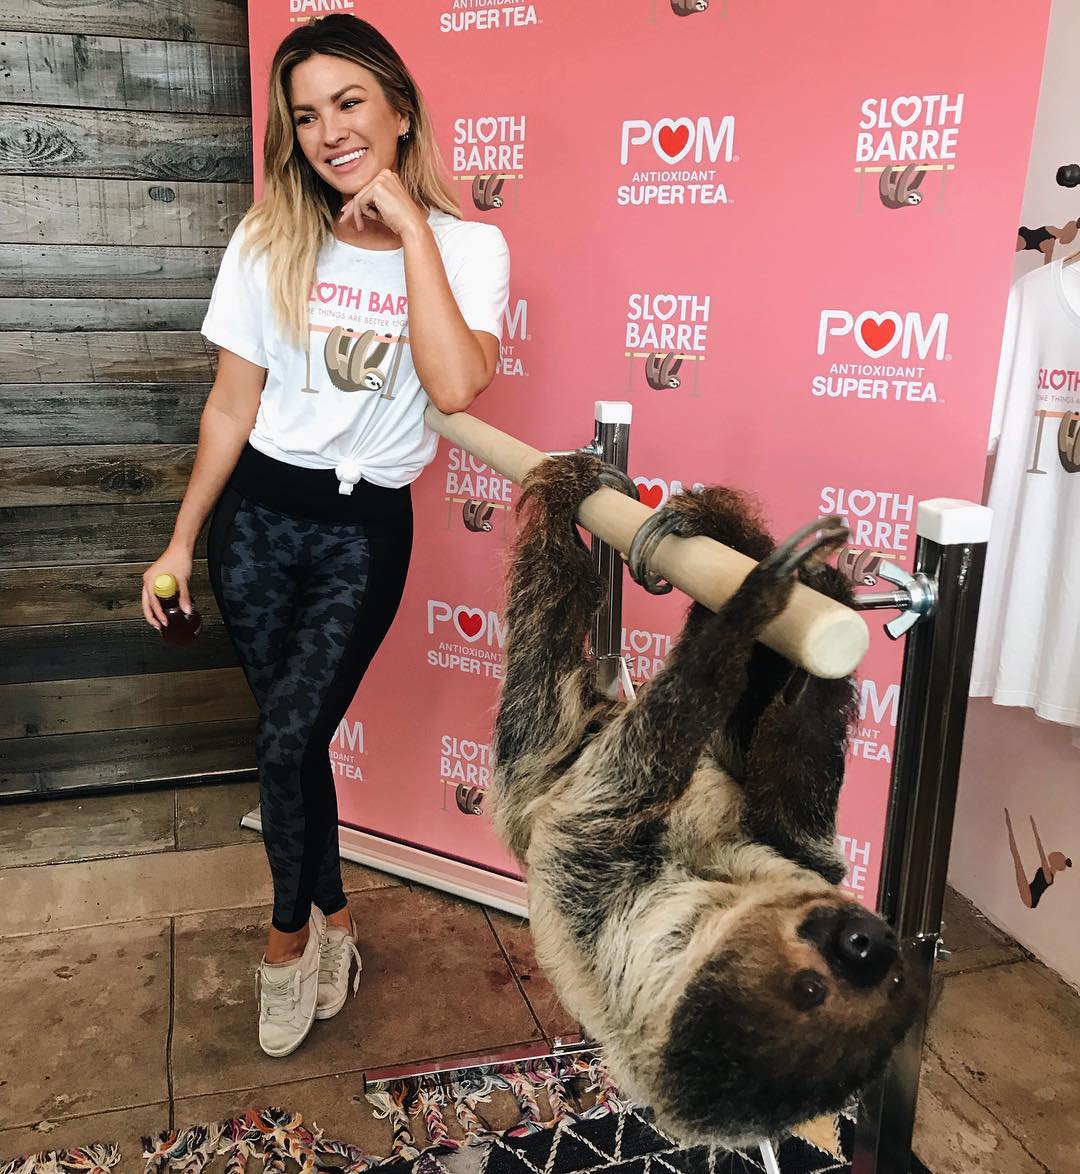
[425, 406, 870, 679]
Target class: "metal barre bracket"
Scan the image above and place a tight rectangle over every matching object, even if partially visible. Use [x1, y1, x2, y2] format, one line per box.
[852, 559, 937, 640]
[545, 440, 604, 459]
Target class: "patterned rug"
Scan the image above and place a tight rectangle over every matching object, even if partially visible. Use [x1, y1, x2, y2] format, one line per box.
[1, 1054, 929, 1174]
[455, 1107, 932, 1174]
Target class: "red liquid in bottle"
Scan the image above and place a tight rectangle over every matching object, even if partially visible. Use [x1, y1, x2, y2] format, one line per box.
[153, 573, 203, 647]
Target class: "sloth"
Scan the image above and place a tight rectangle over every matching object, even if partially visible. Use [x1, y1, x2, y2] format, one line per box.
[491, 455, 919, 1146]
[456, 783, 486, 815]
[1059, 410, 1080, 473]
[324, 326, 389, 392]
[324, 326, 407, 399]
[645, 351, 684, 390]
[463, 498, 496, 533]
[878, 163, 925, 209]
[837, 547, 887, 587]
[472, 173, 505, 211]
[672, 0, 710, 14]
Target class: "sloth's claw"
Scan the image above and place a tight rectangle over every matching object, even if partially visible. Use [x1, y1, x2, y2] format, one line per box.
[628, 508, 681, 595]
[597, 466, 638, 500]
[757, 515, 849, 581]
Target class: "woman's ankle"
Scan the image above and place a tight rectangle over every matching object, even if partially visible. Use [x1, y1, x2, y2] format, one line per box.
[265, 922, 310, 964]
[326, 906, 354, 933]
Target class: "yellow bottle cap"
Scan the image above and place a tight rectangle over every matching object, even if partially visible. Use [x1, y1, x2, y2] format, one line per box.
[153, 573, 178, 598]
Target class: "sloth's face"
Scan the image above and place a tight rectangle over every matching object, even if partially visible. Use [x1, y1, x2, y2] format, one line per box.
[657, 895, 918, 1143]
[362, 370, 385, 391]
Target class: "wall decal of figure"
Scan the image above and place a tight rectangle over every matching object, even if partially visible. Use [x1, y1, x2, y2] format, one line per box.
[1005, 808, 1073, 909]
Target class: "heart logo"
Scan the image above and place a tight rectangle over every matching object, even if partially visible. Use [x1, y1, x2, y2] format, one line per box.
[651, 294, 678, 321]
[475, 117, 498, 143]
[846, 490, 877, 518]
[459, 740, 479, 759]
[635, 479, 667, 509]
[1050, 369, 1067, 390]
[857, 313, 900, 355]
[454, 607, 484, 641]
[654, 119, 694, 164]
[890, 97, 922, 128]
[316, 282, 337, 303]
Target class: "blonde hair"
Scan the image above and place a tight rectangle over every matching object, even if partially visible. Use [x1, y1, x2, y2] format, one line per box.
[243, 15, 460, 345]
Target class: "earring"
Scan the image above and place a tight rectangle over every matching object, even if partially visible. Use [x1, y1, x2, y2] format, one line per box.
[399, 128, 411, 142]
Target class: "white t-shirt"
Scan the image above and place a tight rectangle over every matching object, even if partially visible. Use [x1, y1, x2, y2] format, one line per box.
[201, 208, 510, 492]
[970, 260, 1080, 726]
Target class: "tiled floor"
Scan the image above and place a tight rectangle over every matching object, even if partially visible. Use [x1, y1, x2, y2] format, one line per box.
[0, 780, 1077, 1173]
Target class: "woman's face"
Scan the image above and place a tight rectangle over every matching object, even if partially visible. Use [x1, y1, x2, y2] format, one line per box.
[288, 53, 408, 195]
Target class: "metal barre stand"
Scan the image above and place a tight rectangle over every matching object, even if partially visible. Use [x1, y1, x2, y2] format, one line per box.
[850, 500, 991, 1174]
[538, 400, 633, 696]
[588, 402, 632, 697]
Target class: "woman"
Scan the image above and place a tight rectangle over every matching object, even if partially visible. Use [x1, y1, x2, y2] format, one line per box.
[141, 14, 509, 1057]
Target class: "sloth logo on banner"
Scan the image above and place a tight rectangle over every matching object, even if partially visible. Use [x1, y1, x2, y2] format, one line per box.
[854, 93, 965, 211]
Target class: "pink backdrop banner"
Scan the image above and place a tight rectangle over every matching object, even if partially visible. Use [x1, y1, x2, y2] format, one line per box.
[247, 0, 1051, 900]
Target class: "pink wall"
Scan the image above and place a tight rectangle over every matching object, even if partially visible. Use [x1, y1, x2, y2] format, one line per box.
[949, 0, 1080, 987]
[952, 702, 1079, 987]
[248, 1, 1051, 904]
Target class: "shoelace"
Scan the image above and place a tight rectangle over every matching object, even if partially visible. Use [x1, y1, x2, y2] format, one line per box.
[256, 964, 302, 1024]
[319, 931, 362, 996]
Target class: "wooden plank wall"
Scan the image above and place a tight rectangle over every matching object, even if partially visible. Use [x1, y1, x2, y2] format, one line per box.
[0, 0, 259, 797]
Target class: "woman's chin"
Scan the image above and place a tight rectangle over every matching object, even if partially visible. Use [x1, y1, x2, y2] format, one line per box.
[319, 160, 372, 192]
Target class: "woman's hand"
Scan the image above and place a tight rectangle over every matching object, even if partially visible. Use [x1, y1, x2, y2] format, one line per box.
[339, 170, 428, 240]
[142, 544, 194, 631]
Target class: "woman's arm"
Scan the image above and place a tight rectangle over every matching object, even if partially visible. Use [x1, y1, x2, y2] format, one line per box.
[141, 348, 267, 629]
[340, 171, 504, 414]
[400, 218, 499, 414]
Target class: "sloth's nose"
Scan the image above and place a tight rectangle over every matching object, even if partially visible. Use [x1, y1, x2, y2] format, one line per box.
[829, 913, 898, 987]
[799, 906, 900, 987]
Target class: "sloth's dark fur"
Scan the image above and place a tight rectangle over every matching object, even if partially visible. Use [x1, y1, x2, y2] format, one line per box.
[491, 456, 919, 1146]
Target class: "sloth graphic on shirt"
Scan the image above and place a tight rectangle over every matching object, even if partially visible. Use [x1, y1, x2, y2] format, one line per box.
[302, 273, 412, 400]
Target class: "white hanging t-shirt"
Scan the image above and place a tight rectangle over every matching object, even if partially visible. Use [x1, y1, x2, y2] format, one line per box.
[201, 208, 510, 493]
[970, 260, 1080, 726]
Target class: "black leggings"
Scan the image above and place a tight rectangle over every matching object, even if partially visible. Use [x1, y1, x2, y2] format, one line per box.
[207, 449, 412, 933]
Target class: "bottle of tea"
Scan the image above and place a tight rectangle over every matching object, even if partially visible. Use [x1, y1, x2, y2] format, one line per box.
[153, 573, 203, 647]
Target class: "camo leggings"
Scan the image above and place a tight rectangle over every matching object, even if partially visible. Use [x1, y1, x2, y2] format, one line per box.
[207, 473, 412, 933]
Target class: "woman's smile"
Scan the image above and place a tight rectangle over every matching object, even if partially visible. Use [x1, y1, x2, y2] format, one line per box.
[326, 146, 369, 175]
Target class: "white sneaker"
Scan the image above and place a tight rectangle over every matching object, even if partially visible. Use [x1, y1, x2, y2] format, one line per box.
[316, 915, 362, 1020]
[255, 906, 326, 1057]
